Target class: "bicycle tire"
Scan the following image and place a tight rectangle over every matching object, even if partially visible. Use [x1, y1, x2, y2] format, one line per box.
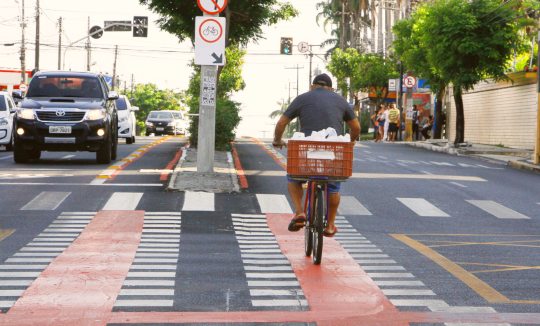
[312, 186, 325, 264]
[304, 223, 313, 256]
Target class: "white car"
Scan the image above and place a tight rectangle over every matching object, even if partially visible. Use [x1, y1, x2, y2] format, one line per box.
[0, 91, 17, 151]
[115, 95, 138, 144]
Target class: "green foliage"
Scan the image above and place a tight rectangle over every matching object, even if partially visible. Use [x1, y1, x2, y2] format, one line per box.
[185, 46, 245, 149]
[139, 0, 298, 46]
[121, 84, 185, 135]
[327, 48, 361, 96]
[352, 53, 399, 101]
[188, 98, 241, 150]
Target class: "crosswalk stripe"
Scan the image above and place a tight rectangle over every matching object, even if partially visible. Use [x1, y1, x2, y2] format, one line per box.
[467, 200, 530, 219]
[382, 289, 436, 296]
[252, 299, 308, 307]
[256, 194, 292, 214]
[338, 196, 372, 215]
[397, 198, 450, 217]
[182, 191, 214, 211]
[102, 192, 143, 210]
[21, 192, 71, 210]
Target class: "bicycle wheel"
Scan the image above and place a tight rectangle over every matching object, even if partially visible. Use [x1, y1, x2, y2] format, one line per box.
[304, 221, 313, 257]
[311, 186, 325, 265]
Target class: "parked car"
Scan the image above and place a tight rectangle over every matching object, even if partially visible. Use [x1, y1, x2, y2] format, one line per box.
[12, 71, 119, 163]
[170, 110, 188, 135]
[115, 95, 138, 144]
[0, 91, 17, 151]
[145, 110, 187, 136]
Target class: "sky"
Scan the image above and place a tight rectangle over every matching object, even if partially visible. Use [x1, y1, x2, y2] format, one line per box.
[0, 0, 334, 137]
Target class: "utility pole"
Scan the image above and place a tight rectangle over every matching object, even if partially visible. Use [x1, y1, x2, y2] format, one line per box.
[20, 0, 26, 83]
[340, 2, 345, 50]
[34, 0, 40, 72]
[130, 74, 134, 98]
[57, 17, 62, 70]
[86, 17, 91, 71]
[285, 64, 303, 97]
[112, 45, 118, 90]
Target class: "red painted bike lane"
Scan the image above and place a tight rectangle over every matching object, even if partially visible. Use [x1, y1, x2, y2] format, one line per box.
[2, 210, 539, 325]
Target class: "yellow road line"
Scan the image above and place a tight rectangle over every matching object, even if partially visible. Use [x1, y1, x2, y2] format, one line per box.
[0, 229, 15, 242]
[391, 234, 510, 303]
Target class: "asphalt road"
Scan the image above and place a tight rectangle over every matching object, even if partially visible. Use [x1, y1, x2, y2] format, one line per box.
[0, 136, 539, 325]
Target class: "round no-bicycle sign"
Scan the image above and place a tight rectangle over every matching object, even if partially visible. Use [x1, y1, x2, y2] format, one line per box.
[197, 0, 228, 15]
[198, 18, 223, 43]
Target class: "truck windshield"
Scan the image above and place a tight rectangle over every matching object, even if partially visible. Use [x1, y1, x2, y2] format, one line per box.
[148, 112, 173, 120]
[27, 76, 103, 98]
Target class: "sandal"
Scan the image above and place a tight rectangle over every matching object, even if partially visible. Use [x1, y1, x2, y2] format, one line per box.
[323, 226, 338, 237]
[287, 214, 306, 232]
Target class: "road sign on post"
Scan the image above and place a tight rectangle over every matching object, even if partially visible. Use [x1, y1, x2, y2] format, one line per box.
[133, 16, 148, 37]
[195, 0, 228, 173]
[197, 0, 227, 15]
[195, 16, 226, 66]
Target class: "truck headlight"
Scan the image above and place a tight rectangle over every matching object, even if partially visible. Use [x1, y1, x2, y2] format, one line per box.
[19, 108, 35, 120]
[145, 121, 153, 127]
[86, 109, 106, 121]
[167, 122, 175, 127]
[0, 118, 8, 126]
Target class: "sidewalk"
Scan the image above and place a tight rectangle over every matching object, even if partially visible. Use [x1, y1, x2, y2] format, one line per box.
[405, 139, 540, 173]
[167, 147, 240, 193]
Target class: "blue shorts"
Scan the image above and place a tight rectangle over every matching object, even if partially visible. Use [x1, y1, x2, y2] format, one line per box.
[287, 175, 341, 193]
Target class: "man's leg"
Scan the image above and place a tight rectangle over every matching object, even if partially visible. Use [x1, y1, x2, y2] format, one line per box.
[326, 192, 340, 233]
[288, 181, 304, 216]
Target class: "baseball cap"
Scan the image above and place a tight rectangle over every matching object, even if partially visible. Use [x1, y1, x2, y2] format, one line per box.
[312, 73, 332, 88]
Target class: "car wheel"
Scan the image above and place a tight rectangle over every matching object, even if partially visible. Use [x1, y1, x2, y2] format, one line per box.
[126, 137, 133, 144]
[29, 150, 41, 160]
[96, 134, 112, 164]
[5, 133, 14, 151]
[131, 136, 136, 144]
[13, 143, 30, 163]
[111, 129, 118, 161]
[145, 132, 150, 136]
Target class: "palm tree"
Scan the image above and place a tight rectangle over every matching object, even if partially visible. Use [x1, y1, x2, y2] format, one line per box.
[269, 100, 297, 137]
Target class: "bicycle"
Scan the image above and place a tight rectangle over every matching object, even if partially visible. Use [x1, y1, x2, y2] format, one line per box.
[287, 140, 354, 265]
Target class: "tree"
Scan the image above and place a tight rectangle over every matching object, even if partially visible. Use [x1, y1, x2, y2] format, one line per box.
[125, 84, 185, 135]
[139, 0, 297, 46]
[327, 48, 362, 97]
[352, 53, 399, 106]
[413, 0, 533, 145]
[393, 13, 447, 139]
[185, 46, 246, 149]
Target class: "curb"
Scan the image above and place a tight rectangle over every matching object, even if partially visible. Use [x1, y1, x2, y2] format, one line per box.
[166, 145, 188, 191]
[404, 141, 540, 173]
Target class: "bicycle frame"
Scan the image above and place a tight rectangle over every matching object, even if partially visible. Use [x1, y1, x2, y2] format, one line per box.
[302, 177, 330, 264]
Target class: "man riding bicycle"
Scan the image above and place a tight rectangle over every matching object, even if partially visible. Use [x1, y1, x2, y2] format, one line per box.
[272, 73, 360, 237]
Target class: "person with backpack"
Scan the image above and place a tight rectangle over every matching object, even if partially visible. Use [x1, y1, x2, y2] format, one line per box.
[412, 104, 419, 140]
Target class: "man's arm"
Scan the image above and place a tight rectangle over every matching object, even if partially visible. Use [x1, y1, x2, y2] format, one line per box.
[273, 115, 291, 148]
[347, 118, 361, 142]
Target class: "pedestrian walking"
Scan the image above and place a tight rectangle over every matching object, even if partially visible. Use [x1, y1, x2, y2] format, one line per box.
[382, 105, 390, 141]
[421, 115, 433, 140]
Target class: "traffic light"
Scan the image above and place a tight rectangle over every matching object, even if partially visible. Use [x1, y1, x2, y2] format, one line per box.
[133, 16, 148, 37]
[280, 37, 293, 55]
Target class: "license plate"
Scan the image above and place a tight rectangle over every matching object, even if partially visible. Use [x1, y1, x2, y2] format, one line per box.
[49, 126, 72, 134]
[156, 127, 164, 131]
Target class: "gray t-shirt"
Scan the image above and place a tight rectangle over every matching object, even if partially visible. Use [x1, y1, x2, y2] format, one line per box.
[283, 88, 356, 136]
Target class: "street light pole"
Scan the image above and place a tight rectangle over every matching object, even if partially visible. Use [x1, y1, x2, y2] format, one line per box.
[534, 30, 540, 164]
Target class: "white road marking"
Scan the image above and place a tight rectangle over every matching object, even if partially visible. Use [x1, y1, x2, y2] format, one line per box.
[382, 289, 435, 296]
[250, 289, 303, 296]
[397, 198, 450, 217]
[102, 192, 143, 210]
[247, 281, 300, 287]
[0, 182, 163, 186]
[256, 194, 292, 213]
[21, 191, 71, 210]
[338, 196, 372, 215]
[430, 161, 455, 166]
[373, 281, 425, 287]
[246, 273, 296, 279]
[123, 280, 175, 286]
[114, 300, 173, 307]
[0, 155, 13, 161]
[119, 289, 174, 296]
[390, 299, 449, 309]
[362, 266, 406, 271]
[252, 300, 307, 307]
[450, 181, 468, 188]
[182, 191, 214, 211]
[0, 301, 16, 308]
[0, 280, 33, 286]
[61, 155, 75, 159]
[367, 272, 415, 278]
[467, 200, 530, 219]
